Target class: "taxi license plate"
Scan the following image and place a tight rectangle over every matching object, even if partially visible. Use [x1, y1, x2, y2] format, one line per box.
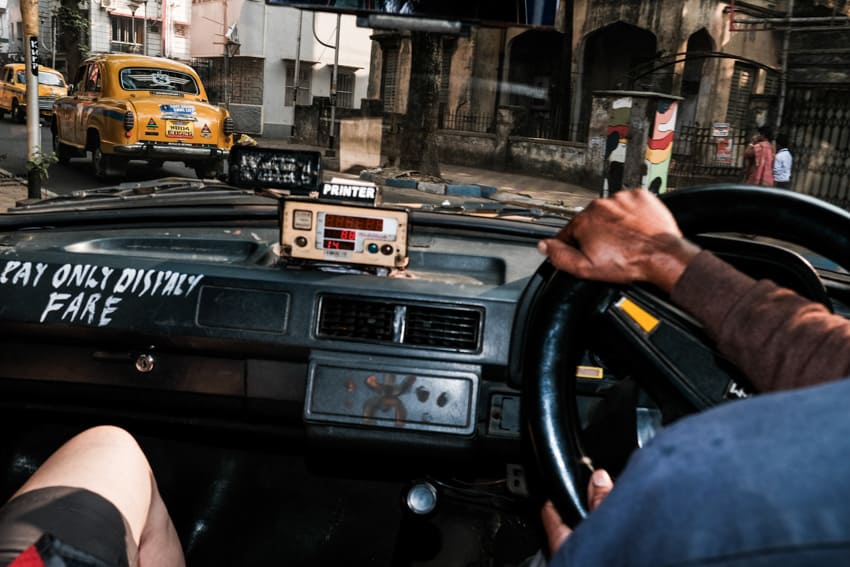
[166, 120, 193, 139]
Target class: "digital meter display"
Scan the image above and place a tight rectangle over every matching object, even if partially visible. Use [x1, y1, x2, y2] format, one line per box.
[281, 201, 409, 269]
[316, 211, 396, 253]
[325, 214, 384, 232]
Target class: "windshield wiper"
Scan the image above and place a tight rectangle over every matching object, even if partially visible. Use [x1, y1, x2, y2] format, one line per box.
[10, 177, 274, 213]
[67, 177, 242, 199]
[422, 200, 573, 224]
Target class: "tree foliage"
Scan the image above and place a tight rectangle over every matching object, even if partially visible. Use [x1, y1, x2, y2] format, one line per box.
[55, 1, 90, 74]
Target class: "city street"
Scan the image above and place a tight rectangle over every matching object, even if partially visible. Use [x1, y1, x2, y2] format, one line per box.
[0, 119, 196, 195]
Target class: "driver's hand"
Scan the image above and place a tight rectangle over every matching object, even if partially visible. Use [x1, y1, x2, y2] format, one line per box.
[541, 469, 614, 555]
[537, 189, 701, 293]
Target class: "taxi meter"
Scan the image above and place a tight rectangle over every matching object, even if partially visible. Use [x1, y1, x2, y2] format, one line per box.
[281, 201, 409, 269]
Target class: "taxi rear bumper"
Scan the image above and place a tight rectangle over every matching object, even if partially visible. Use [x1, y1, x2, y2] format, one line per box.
[113, 142, 229, 160]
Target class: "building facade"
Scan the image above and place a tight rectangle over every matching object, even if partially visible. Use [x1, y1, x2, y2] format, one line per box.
[4, 0, 190, 79]
[191, 2, 372, 137]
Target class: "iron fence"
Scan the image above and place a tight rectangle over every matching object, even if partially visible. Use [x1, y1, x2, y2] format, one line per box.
[439, 110, 494, 134]
[783, 87, 850, 209]
[670, 124, 746, 182]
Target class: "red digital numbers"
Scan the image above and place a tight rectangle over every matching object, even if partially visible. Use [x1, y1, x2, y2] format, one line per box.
[323, 240, 355, 251]
[325, 214, 383, 232]
[323, 229, 357, 241]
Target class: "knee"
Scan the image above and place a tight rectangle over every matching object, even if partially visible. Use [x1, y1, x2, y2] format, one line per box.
[77, 425, 141, 450]
[73, 425, 150, 471]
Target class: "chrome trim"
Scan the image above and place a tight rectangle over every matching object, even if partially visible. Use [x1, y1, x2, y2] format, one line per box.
[112, 143, 229, 159]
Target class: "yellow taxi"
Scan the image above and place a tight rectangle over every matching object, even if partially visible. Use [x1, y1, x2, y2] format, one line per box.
[51, 54, 234, 179]
[0, 63, 68, 123]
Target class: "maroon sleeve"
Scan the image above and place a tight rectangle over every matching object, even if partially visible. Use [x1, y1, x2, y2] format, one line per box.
[670, 250, 850, 392]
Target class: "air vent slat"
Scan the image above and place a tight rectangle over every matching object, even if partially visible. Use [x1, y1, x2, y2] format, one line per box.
[317, 297, 395, 341]
[317, 295, 482, 352]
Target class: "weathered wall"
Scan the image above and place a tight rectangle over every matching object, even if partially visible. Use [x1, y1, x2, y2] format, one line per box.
[195, 56, 263, 107]
[435, 131, 499, 168]
[569, 0, 782, 135]
[788, 29, 850, 84]
[340, 117, 383, 172]
[433, 130, 588, 185]
[508, 138, 589, 184]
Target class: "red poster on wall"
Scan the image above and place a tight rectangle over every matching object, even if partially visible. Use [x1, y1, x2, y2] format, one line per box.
[716, 137, 733, 164]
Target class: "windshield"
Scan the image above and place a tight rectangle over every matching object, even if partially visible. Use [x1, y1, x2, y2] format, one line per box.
[1, 0, 845, 225]
[2, 4, 850, 565]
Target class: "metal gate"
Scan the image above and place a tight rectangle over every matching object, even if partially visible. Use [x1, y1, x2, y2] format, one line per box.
[669, 124, 747, 186]
[783, 87, 850, 208]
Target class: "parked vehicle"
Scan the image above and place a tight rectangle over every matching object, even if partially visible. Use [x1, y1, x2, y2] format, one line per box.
[51, 54, 234, 179]
[0, 63, 68, 123]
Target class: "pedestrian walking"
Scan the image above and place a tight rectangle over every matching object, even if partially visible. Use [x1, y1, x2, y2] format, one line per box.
[774, 133, 793, 189]
[743, 126, 775, 187]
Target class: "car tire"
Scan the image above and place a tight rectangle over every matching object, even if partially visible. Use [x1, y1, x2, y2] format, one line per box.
[52, 131, 73, 165]
[92, 143, 109, 179]
[92, 142, 123, 180]
[0, 107, 5, 120]
[12, 101, 24, 124]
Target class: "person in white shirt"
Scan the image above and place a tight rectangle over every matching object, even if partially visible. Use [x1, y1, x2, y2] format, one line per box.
[774, 133, 793, 189]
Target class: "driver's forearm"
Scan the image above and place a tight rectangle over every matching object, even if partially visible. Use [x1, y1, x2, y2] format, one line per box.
[671, 251, 850, 392]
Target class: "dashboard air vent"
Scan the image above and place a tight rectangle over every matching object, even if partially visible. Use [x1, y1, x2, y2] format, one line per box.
[404, 305, 481, 350]
[318, 297, 395, 341]
[318, 295, 482, 352]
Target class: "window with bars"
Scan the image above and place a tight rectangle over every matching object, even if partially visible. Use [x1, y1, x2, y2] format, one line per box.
[285, 61, 312, 106]
[336, 71, 355, 108]
[439, 44, 452, 107]
[726, 63, 754, 128]
[111, 16, 145, 52]
[381, 46, 399, 113]
[764, 72, 779, 97]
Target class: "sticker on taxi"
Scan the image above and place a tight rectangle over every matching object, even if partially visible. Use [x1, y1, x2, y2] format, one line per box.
[166, 120, 193, 139]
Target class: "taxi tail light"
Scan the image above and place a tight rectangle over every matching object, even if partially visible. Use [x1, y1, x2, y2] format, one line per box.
[123, 111, 135, 131]
[224, 117, 235, 136]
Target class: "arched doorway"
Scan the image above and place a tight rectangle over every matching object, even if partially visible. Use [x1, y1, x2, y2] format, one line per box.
[578, 22, 657, 137]
[678, 28, 714, 128]
[506, 29, 566, 139]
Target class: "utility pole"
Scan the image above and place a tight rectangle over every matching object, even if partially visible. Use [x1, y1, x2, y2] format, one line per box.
[22, 0, 41, 199]
[327, 13, 340, 156]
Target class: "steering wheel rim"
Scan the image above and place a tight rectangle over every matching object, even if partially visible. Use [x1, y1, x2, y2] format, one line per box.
[525, 185, 850, 527]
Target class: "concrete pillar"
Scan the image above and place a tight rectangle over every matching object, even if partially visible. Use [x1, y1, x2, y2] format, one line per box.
[590, 90, 682, 197]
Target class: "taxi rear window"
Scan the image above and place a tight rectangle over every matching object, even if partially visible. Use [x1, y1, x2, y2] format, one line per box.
[118, 68, 200, 94]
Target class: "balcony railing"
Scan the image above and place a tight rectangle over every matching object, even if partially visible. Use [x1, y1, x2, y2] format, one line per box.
[110, 41, 143, 54]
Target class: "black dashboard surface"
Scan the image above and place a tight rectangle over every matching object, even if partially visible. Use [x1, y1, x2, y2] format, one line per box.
[0, 221, 548, 455]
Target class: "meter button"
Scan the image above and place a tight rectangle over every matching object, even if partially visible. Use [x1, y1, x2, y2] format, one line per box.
[380, 244, 394, 255]
[367, 243, 379, 254]
[294, 236, 308, 247]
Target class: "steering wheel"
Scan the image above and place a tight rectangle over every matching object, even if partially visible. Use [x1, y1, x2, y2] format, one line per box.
[524, 185, 850, 527]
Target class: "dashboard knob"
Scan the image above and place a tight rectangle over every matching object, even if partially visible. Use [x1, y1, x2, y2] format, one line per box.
[135, 353, 156, 373]
[405, 481, 438, 515]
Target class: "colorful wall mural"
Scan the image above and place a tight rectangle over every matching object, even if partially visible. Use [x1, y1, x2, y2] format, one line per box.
[643, 99, 678, 194]
[603, 96, 632, 197]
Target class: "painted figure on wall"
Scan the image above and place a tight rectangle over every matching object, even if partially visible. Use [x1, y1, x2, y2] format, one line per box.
[643, 99, 677, 194]
[603, 96, 632, 197]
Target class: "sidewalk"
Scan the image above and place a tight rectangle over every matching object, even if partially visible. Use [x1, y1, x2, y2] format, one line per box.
[257, 138, 597, 214]
[0, 140, 599, 214]
[0, 171, 30, 213]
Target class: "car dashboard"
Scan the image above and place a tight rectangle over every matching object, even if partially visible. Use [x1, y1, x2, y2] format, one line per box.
[0, 211, 550, 458]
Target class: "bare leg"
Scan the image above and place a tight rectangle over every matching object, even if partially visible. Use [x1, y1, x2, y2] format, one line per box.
[12, 425, 185, 567]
